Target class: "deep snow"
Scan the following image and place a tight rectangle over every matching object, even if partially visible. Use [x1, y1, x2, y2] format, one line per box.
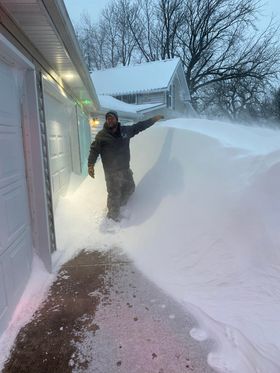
[1, 118, 280, 373]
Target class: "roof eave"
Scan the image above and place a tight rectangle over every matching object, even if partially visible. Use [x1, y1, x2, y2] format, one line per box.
[136, 103, 166, 114]
[42, 0, 100, 112]
[98, 87, 168, 97]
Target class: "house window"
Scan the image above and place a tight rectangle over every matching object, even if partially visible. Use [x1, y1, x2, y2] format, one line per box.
[115, 94, 136, 104]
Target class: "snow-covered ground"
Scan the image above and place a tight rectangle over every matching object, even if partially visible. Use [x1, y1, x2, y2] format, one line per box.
[1, 117, 280, 372]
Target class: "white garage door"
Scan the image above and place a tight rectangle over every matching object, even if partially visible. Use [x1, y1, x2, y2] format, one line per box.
[44, 92, 74, 207]
[0, 61, 33, 334]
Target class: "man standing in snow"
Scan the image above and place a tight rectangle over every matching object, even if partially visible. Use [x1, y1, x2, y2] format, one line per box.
[88, 111, 164, 221]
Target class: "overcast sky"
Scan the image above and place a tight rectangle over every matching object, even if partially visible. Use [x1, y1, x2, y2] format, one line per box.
[64, 0, 279, 29]
[64, 0, 111, 25]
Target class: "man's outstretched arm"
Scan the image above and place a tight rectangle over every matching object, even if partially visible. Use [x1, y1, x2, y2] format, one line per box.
[129, 115, 164, 137]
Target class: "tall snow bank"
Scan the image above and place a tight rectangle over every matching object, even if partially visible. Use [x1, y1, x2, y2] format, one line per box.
[54, 118, 280, 373]
[125, 121, 280, 372]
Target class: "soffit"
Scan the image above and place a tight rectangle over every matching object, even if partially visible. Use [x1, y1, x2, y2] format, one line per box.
[0, 0, 99, 113]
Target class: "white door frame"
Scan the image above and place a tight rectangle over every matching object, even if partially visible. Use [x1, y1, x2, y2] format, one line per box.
[0, 34, 52, 271]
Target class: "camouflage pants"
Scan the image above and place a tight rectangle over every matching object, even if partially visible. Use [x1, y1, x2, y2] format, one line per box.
[105, 168, 135, 220]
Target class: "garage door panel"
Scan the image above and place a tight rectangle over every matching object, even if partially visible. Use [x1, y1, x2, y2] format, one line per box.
[0, 59, 33, 335]
[0, 181, 30, 255]
[51, 172, 60, 194]
[1, 232, 32, 318]
[58, 154, 68, 170]
[6, 182, 29, 242]
[0, 67, 20, 127]
[49, 135, 58, 158]
[44, 92, 73, 206]
[48, 135, 70, 171]
[59, 168, 68, 188]
[51, 166, 71, 195]
[58, 136, 65, 155]
[0, 127, 24, 188]
[47, 121, 61, 137]
[7, 230, 32, 297]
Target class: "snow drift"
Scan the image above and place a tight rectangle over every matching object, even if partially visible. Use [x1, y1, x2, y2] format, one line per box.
[54, 118, 280, 373]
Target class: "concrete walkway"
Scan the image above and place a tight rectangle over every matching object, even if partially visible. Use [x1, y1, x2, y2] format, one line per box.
[3, 249, 216, 373]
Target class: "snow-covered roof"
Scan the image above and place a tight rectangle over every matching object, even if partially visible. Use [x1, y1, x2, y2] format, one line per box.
[91, 58, 181, 96]
[98, 95, 163, 114]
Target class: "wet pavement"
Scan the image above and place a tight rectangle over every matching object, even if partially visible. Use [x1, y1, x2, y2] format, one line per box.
[3, 249, 216, 373]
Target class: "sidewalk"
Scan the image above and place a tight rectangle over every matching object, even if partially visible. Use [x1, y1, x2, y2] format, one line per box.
[3, 249, 215, 373]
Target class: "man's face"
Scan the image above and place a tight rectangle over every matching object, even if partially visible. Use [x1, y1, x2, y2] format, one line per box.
[106, 114, 117, 129]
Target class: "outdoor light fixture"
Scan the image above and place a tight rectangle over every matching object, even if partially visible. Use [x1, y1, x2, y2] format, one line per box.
[63, 72, 75, 80]
[89, 117, 100, 127]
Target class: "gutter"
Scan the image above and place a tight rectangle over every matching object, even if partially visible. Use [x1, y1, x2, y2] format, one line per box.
[137, 103, 166, 114]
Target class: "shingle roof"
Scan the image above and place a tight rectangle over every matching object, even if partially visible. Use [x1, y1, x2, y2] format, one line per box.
[91, 58, 180, 96]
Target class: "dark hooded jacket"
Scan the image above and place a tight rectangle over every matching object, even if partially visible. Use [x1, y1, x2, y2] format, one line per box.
[88, 117, 158, 173]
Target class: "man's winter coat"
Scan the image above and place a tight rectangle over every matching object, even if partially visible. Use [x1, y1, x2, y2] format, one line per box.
[88, 117, 158, 173]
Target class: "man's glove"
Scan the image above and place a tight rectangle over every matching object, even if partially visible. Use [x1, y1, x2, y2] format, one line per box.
[88, 164, 95, 178]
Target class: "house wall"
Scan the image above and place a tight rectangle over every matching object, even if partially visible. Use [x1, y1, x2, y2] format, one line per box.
[172, 74, 188, 113]
[136, 91, 166, 105]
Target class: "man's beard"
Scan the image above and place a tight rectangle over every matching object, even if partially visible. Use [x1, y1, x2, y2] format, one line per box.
[108, 122, 118, 131]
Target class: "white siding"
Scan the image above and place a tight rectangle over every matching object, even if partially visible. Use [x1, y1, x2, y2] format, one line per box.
[137, 91, 165, 105]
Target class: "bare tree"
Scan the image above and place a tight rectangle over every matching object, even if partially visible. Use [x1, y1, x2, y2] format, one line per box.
[261, 87, 280, 123]
[75, 12, 98, 71]
[113, 0, 139, 65]
[272, 88, 280, 122]
[76, 0, 139, 70]
[157, 0, 185, 59]
[99, 0, 139, 67]
[177, 0, 280, 105]
[127, 0, 160, 61]
[127, 0, 186, 61]
[200, 77, 269, 121]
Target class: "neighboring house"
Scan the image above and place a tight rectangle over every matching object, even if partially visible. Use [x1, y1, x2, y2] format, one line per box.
[91, 58, 195, 122]
[0, 0, 99, 335]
